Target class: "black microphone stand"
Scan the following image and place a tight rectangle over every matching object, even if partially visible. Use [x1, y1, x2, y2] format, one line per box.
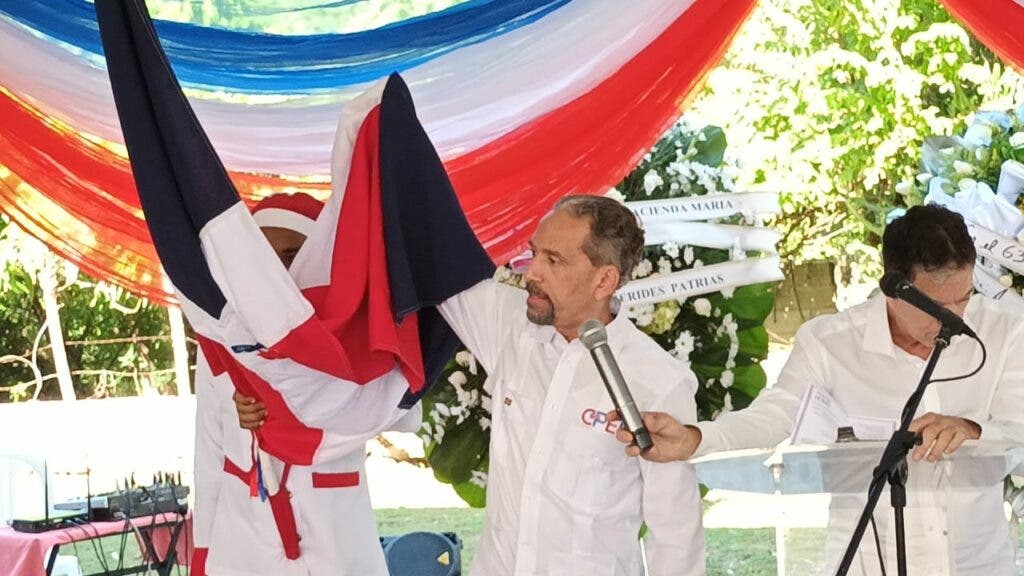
[835, 325, 952, 576]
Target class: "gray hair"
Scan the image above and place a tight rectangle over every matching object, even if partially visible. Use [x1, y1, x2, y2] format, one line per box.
[552, 195, 645, 287]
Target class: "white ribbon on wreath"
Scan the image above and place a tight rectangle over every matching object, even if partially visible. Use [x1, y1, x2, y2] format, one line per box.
[616, 193, 784, 306]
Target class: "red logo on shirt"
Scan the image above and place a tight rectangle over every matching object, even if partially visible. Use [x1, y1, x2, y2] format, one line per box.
[580, 408, 621, 435]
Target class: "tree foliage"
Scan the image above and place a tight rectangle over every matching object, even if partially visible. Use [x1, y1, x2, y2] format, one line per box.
[690, 0, 1024, 283]
[0, 217, 184, 401]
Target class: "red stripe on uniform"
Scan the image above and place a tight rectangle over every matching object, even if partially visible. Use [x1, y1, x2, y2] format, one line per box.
[197, 336, 323, 466]
[189, 548, 208, 576]
[311, 471, 361, 489]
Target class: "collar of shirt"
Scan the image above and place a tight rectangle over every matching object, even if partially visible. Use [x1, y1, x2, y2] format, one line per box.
[523, 301, 633, 351]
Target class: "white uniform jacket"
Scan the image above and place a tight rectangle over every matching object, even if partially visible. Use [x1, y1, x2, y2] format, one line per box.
[190, 304, 421, 576]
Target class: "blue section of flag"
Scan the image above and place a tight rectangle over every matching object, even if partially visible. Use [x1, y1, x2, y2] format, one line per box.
[376, 74, 495, 405]
[231, 343, 266, 353]
[95, 0, 235, 318]
[1, 0, 571, 93]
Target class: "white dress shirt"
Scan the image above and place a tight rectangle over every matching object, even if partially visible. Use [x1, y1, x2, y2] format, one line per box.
[439, 280, 706, 576]
[696, 294, 1024, 575]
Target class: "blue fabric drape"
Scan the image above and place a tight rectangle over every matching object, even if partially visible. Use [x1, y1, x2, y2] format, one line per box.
[0, 0, 571, 93]
[159, 0, 370, 18]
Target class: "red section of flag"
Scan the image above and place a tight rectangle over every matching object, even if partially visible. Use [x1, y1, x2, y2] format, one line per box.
[271, 105, 425, 391]
[197, 336, 323, 466]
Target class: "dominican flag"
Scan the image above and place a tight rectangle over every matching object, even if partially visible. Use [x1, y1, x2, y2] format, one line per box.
[95, 0, 495, 464]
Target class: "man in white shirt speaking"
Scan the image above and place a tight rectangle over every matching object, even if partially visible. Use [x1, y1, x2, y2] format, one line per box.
[437, 195, 706, 576]
[614, 204, 1024, 575]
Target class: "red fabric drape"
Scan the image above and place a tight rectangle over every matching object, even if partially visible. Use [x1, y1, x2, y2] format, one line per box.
[0, 89, 330, 304]
[941, 0, 1024, 73]
[448, 0, 757, 263]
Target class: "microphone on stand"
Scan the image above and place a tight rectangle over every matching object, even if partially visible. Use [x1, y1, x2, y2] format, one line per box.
[578, 319, 653, 452]
[879, 271, 976, 339]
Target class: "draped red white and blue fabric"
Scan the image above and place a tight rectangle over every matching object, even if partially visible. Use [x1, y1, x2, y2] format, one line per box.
[940, 0, 1024, 73]
[0, 0, 757, 304]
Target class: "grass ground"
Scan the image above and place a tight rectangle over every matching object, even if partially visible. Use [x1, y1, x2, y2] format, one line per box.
[65, 510, 1022, 575]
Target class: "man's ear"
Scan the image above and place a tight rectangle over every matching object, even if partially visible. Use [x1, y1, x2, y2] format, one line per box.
[594, 265, 621, 300]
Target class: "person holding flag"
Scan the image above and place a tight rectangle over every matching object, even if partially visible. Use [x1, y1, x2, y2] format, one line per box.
[236, 194, 709, 576]
[94, 0, 493, 574]
[191, 193, 424, 576]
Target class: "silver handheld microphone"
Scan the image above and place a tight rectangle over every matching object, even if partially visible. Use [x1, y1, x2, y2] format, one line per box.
[578, 319, 653, 452]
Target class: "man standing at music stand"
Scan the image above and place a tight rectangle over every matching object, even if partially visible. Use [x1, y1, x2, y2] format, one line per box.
[614, 204, 1024, 575]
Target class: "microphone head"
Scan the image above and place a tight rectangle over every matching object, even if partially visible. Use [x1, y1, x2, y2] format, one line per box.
[578, 319, 607, 350]
[879, 271, 908, 298]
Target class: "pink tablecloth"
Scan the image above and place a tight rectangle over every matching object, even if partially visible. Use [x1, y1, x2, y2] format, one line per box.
[0, 513, 193, 576]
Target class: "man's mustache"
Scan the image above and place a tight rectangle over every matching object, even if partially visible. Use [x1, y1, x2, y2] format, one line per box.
[526, 282, 550, 301]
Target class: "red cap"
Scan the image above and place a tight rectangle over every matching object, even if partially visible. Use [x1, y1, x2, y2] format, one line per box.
[251, 193, 325, 236]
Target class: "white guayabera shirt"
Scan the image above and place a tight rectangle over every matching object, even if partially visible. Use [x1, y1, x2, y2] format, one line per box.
[439, 280, 706, 576]
[696, 294, 1024, 576]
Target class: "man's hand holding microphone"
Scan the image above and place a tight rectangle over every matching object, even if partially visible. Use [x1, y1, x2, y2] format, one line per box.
[608, 410, 700, 462]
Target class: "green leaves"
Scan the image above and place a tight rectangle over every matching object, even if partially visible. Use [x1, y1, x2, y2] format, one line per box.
[737, 325, 770, 361]
[689, 0, 1024, 283]
[730, 364, 768, 400]
[709, 283, 776, 326]
[428, 416, 489, 485]
[452, 480, 486, 509]
[0, 223, 180, 401]
[451, 461, 488, 509]
[691, 126, 728, 168]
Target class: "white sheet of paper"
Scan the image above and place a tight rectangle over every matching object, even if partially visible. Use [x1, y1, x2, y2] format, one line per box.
[791, 385, 850, 445]
[791, 385, 898, 445]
